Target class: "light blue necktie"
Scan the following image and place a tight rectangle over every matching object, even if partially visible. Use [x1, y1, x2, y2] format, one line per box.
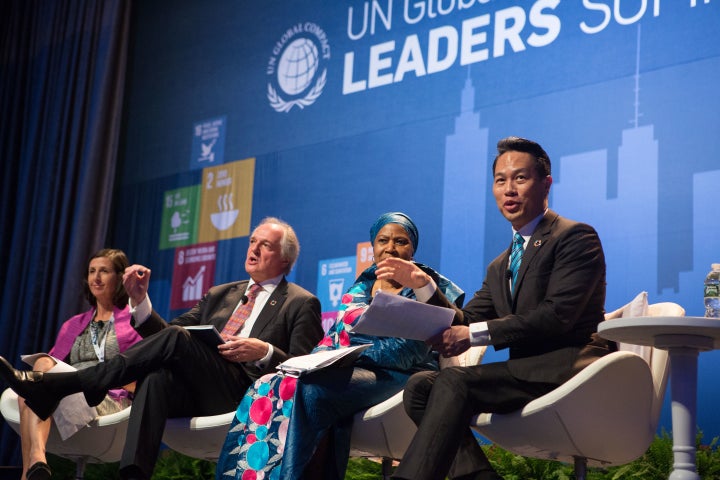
[509, 233, 525, 294]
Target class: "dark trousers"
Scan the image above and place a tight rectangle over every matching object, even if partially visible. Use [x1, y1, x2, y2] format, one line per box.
[77, 326, 252, 479]
[393, 363, 557, 480]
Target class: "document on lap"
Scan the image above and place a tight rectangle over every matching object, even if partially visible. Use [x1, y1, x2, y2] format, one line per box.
[183, 325, 225, 346]
[350, 290, 455, 341]
[20, 353, 96, 440]
[275, 344, 371, 378]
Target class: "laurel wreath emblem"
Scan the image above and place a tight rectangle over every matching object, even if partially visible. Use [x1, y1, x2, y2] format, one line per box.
[267, 68, 327, 113]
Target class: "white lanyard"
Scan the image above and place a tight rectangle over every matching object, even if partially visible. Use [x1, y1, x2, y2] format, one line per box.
[90, 314, 114, 362]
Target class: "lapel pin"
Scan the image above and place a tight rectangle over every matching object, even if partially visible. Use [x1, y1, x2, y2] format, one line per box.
[534, 240, 542, 247]
[270, 300, 277, 306]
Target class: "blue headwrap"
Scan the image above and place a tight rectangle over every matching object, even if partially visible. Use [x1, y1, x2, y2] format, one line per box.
[369, 212, 419, 253]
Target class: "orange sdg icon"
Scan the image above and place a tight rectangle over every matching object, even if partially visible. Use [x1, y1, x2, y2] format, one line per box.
[199, 158, 255, 242]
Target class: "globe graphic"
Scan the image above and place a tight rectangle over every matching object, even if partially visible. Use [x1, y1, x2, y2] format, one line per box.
[277, 38, 319, 96]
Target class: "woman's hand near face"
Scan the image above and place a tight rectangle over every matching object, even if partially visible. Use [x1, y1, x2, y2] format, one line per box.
[375, 257, 431, 289]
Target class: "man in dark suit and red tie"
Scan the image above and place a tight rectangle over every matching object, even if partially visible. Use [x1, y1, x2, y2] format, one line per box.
[376, 136, 612, 480]
[1, 217, 323, 480]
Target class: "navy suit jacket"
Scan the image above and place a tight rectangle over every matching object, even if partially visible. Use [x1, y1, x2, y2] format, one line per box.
[432, 210, 612, 385]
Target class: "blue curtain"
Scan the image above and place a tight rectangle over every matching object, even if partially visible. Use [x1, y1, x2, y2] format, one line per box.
[0, 0, 131, 465]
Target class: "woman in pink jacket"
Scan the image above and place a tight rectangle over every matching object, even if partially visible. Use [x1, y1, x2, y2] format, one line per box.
[17, 248, 142, 480]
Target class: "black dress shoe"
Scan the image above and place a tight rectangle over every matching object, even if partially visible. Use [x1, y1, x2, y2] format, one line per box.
[26, 461, 52, 480]
[452, 471, 504, 480]
[0, 356, 59, 420]
[119, 464, 149, 480]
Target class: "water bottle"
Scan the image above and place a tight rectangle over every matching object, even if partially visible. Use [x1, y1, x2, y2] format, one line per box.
[704, 264, 720, 318]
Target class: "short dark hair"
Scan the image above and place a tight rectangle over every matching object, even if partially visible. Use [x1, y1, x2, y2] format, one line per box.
[492, 136, 551, 178]
[83, 248, 130, 308]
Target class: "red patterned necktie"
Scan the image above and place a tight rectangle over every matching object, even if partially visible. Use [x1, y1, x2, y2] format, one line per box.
[221, 283, 263, 337]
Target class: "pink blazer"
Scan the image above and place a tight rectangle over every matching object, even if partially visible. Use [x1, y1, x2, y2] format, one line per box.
[49, 305, 142, 361]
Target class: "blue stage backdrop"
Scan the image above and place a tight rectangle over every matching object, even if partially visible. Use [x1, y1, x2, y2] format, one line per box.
[112, 0, 720, 439]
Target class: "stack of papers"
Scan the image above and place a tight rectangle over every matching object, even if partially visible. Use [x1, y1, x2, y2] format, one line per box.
[349, 290, 455, 341]
[276, 344, 371, 378]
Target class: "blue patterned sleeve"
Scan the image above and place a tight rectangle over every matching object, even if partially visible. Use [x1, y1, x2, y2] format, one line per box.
[353, 334, 431, 371]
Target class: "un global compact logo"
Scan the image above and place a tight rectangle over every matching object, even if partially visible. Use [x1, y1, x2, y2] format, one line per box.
[267, 22, 330, 113]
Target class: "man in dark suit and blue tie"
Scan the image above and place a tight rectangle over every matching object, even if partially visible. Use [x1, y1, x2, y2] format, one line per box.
[1, 217, 323, 480]
[376, 137, 611, 480]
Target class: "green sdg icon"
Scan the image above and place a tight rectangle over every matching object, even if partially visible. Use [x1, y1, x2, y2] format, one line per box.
[159, 185, 200, 250]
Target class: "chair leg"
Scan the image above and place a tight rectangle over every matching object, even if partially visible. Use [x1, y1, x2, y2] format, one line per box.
[381, 457, 394, 480]
[75, 457, 87, 480]
[573, 456, 587, 480]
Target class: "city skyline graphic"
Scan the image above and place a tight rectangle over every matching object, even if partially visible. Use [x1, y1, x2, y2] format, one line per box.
[439, 42, 720, 434]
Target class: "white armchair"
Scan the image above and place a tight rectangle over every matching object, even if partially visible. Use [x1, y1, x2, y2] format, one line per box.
[0, 388, 131, 479]
[348, 346, 487, 478]
[471, 298, 684, 480]
[161, 411, 235, 461]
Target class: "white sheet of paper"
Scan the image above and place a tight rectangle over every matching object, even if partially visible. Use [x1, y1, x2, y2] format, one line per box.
[276, 344, 371, 377]
[21, 353, 97, 440]
[350, 290, 455, 341]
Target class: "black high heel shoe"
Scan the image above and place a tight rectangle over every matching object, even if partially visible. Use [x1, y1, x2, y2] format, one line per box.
[0, 356, 60, 420]
[26, 461, 52, 480]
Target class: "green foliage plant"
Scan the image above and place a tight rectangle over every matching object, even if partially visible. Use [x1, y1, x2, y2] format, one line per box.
[46, 431, 720, 480]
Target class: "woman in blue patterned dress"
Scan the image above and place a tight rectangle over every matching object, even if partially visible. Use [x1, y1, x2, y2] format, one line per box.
[216, 212, 464, 480]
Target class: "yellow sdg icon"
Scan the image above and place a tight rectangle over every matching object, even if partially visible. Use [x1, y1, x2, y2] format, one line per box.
[199, 158, 255, 242]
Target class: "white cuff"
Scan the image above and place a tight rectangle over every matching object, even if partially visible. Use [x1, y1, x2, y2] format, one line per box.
[254, 343, 274, 369]
[469, 322, 491, 346]
[413, 278, 437, 303]
[129, 295, 152, 327]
